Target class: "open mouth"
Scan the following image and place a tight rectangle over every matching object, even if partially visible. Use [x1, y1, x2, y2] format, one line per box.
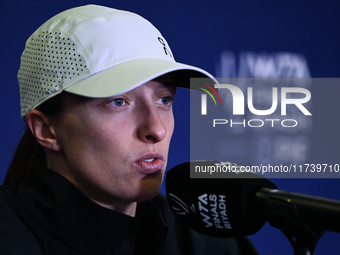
[144, 158, 155, 162]
[134, 153, 165, 174]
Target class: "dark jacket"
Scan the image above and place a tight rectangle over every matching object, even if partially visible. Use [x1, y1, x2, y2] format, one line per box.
[0, 168, 258, 254]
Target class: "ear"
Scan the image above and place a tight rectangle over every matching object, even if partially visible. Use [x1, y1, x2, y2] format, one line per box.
[26, 110, 62, 151]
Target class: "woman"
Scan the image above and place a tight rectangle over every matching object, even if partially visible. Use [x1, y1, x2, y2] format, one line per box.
[0, 5, 258, 254]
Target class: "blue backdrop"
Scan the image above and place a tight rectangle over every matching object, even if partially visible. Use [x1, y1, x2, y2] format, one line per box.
[1, 1, 339, 254]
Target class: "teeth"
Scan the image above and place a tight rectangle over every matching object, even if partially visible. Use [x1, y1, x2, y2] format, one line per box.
[144, 158, 155, 162]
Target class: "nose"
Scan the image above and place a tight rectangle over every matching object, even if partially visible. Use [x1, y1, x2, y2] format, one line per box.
[136, 103, 167, 143]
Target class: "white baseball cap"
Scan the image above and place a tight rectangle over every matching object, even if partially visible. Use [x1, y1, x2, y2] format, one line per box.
[18, 4, 216, 120]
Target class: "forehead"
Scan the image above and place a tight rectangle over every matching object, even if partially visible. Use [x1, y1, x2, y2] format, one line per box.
[150, 73, 177, 88]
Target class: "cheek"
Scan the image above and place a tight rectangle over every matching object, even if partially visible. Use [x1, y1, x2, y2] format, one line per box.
[167, 111, 175, 137]
[162, 112, 175, 150]
[167, 120, 175, 143]
[54, 113, 102, 160]
[65, 116, 132, 164]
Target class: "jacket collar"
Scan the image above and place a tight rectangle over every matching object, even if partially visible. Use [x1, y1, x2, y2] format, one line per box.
[17, 168, 167, 254]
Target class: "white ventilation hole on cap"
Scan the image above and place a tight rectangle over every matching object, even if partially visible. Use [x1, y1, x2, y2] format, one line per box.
[18, 30, 88, 117]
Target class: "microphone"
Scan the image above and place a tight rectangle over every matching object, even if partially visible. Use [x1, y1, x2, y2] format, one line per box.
[165, 160, 277, 237]
[165, 161, 340, 238]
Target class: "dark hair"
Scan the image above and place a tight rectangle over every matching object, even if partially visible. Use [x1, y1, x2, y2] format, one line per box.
[3, 93, 65, 188]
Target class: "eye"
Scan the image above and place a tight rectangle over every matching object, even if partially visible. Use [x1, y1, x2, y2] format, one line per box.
[109, 98, 126, 107]
[157, 96, 173, 106]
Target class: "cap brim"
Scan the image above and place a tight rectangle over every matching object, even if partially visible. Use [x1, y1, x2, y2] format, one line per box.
[65, 57, 217, 98]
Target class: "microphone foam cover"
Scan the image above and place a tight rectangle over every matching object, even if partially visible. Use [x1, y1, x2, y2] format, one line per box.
[166, 161, 277, 238]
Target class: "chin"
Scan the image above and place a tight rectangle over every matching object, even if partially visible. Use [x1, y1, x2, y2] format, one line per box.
[135, 175, 163, 202]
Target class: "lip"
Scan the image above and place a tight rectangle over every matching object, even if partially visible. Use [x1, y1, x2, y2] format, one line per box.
[134, 152, 165, 174]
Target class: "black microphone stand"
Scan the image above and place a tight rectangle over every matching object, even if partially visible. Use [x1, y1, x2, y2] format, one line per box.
[256, 188, 325, 255]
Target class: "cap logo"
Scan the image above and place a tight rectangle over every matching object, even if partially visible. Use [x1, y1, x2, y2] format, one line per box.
[158, 37, 172, 58]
